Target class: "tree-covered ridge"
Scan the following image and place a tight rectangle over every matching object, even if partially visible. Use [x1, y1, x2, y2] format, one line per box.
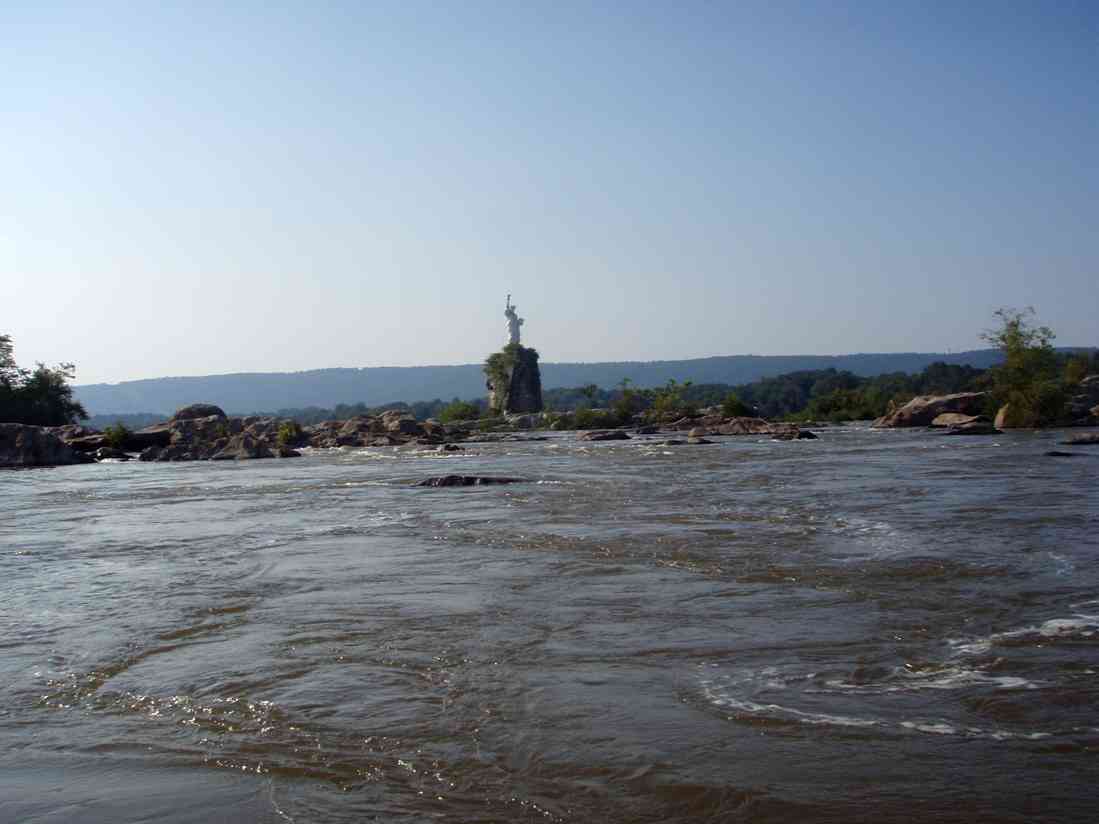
[0, 334, 88, 426]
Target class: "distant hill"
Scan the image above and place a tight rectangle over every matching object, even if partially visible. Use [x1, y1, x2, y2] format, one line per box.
[73, 349, 1042, 417]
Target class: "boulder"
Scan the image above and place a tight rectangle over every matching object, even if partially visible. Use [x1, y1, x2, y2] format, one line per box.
[211, 433, 274, 461]
[930, 413, 986, 428]
[687, 436, 714, 444]
[1066, 375, 1099, 420]
[172, 404, 227, 421]
[873, 393, 987, 428]
[687, 427, 708, 439]
[0, 424, 91, 468]
[668, 416, 700, 431]
[386, 417, 424, 436]
[634, 425, 659, 435]
[713, 417, 775, 436]
[125, 423, 172, 450]
[579, 430, 630, 441]
[414, 475, 526, 487]
[46, 424, 100, 441]
[65, 433, 110, 452]
[276, 446, 301, 458]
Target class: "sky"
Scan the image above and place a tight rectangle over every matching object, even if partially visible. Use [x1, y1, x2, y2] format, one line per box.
[2, 1, 1095, 385]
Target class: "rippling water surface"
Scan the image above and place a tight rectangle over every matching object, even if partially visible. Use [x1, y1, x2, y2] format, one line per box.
[2, 428, 1097, 822]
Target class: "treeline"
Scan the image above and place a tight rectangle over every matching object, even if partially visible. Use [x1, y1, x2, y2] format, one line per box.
[0, 335, 87, 426]
[540, 362, 988, 421]
[91, 350, 1097, 429]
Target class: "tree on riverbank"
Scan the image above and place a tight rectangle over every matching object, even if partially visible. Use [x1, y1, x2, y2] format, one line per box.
[0, 334, 88, 426]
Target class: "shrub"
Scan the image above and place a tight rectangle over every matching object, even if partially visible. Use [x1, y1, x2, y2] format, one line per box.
[276, 420, 303, 447]
[103, 422, 131, 449]
[438, 399, 480, 423]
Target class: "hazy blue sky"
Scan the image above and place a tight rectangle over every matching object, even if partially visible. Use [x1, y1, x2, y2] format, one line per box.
[2, 1, 1095, 385]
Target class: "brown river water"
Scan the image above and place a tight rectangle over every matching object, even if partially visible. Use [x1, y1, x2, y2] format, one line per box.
[1, 427, 1097, 822]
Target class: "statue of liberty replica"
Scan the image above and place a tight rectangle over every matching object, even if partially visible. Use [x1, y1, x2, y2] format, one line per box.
[484, 294, 543, 415]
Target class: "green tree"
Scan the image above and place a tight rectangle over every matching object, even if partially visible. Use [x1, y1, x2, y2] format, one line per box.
[980, 307, 1064, 426]
[0, 334, 19, 387]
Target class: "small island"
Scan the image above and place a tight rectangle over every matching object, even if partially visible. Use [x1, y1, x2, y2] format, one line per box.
[483, 295, 544, 416]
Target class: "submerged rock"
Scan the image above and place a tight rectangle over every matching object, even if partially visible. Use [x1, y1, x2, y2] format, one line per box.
[1046, 450, 1081, 458]
[769, 426, 818, 441]
[414, 475, 526, 487]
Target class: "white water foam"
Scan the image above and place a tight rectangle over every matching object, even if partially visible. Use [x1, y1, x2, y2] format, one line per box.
[949, 609, 1099, 656]
[699, 668, 1053, 741]
[821, 665, 1037, 693]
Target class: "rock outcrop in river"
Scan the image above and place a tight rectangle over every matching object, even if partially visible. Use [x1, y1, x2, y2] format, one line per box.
[872, 392, 987, 428]
[0, 423, 92, 468]
[117, 406, 473, 461]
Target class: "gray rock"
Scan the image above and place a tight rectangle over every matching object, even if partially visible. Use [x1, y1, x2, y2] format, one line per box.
[65, 433, 110, 452]
[126, 423, 172, 450]
[172, 404, 227, 421]
[0, 424, 91, 468]
[930, 413, 987, 428]
[873, 393, 987, 428]
[211, 433, 274, 460]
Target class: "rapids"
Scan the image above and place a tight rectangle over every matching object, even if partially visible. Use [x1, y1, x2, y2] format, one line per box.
[2, 427, 1096, 822]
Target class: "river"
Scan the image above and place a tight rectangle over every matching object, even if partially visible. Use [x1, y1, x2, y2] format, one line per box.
[1, 427, 1096, 822]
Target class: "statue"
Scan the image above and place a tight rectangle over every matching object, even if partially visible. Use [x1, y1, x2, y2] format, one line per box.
[505, 293, 524, 345]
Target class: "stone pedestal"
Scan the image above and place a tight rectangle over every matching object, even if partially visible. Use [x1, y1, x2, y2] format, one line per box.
[486, 345, 543, 415]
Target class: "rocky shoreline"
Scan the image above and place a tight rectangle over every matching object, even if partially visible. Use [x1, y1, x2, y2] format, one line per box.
[5, 383, 1098, 469]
